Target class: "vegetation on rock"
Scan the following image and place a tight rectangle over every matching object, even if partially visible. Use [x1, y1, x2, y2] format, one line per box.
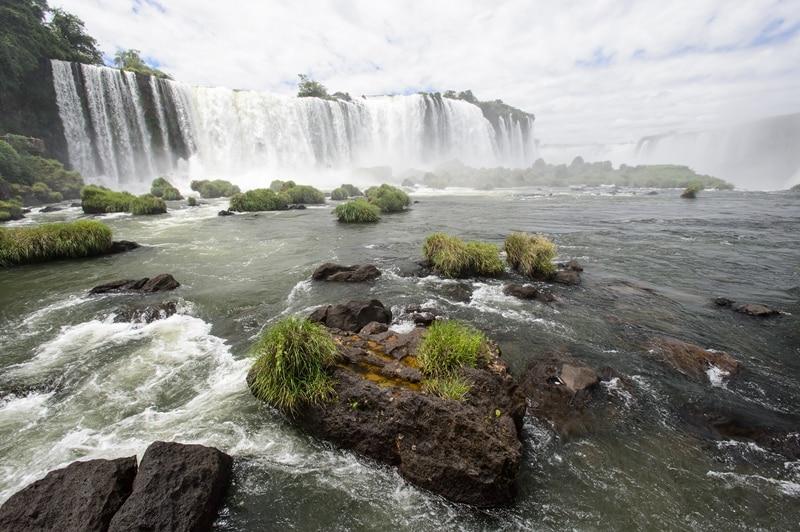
[416, 320, 491, 400]
[150, 177, 183, 200]
[330, 184, 362, 201]
[681, 183, 703, 199]
[80, 185, 135, 214]
[130, 194, 167, 215]
[190, 179, 240, 199]
[0, 220, 112, 266]
[333, 197, 381, 223]
[113, 48, 171, 79]
[330, 187, 349, 201]
[504, 232, 557, 279]
[247, 316, 340, 414]
[296, 74, 351, 102]
[364, 184, 411, 213]
[423, 233, 504, 278]
[229, 188, 290, 212]
[284, 184, 326, 204]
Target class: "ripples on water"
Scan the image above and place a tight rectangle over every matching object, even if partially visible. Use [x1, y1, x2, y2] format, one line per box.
[1, 188, 798, 530]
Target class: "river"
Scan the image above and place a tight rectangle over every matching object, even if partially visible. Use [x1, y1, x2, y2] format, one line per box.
[1, 186, 798, 530]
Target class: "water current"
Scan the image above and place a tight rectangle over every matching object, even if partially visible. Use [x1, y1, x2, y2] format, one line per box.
[1, 187, 798, 530]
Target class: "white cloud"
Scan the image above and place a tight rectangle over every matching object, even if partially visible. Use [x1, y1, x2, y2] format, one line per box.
[53, 0, 800, 144]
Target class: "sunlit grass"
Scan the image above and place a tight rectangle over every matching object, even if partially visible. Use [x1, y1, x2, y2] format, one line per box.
[422, 233, 504, 278]
[504, 231, 556, 279]
[0, 220, 113, 266]
[333, 197, 381, 223]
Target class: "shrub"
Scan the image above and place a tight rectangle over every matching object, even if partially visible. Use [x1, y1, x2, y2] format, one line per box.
[150, 177, 183, 200]
[248, 316, 339, 414]
[681, 183, 703, 199]
[365, 184, 410, 213]
[229, 188, 290, 212]
[0, 220, 113, 266]
[330, 187, 349, 201]
[19, 156, 84, 199]
[0, 200, 24, 222]
[31, 182, 62, 203]
[422, 233, 504, 278]
[190, 179, 240, 198]
[130, 194, 167, 215]
[80, 185, 135, 214]
[187, 196, 198, 207]
[504, 232, 557, 279]
[340, 183, 362, 197]
[285, 184, 326, 204]
[416, 320, 491, 400]
[0, 140, 22, 181]
[333, 197, 381, 223]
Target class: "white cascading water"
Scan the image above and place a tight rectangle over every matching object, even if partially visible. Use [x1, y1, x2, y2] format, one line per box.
[51, 60, 537, 192]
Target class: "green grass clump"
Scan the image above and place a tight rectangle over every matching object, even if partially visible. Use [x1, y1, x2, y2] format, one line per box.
[80, 185, 135, 214]
[330, 187, 349, 200]
[130, 194, 167, 215]
[340, 183, 362, 197]
[364, 184, 410, 213]
[284, 184, 326, 204]
[229, 188, 290, 212]
[150, 177, 183, 200]
[504, 231, 557, 279]
[190, 179, 241, 198]
[0, 220, 113, 266]
[333, 197, 381, 223]
[416, 320, 491, 401]
[681, 183, 703, 198]
[0, 200, 23, 222]
[422, 233, 504, 278]
[248, 316, 340, 414]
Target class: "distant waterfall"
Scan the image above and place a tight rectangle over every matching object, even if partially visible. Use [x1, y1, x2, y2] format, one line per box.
[51, 60, 537, 191]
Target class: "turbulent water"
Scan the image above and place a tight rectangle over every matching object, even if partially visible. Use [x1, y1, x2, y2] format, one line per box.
[1, 187, 799, 530]
[51, 60, 536, 193]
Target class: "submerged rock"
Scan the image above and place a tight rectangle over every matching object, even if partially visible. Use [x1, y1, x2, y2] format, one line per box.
[309, 299, 392, 332]
[90, 273, 180, 295]
[113, 301, 180, 324]
[108, 240, 140, 254]
[504, 284, 557, 303]
[714, 297, 781, 317]
[312, 262, 382, 282]
[0, 456, 137, 532]
[646, 337, 740, 383]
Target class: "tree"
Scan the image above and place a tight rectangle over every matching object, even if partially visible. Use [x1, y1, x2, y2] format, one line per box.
[113, 48, 171, 79]
[297, 74, 329, 99]
[48, 8, 102, 64]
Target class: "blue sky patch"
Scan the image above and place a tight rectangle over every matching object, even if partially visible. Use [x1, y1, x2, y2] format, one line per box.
[132, 0, 167, 15]
[576, 48, 614, 68]
[751, 18, 799, 47]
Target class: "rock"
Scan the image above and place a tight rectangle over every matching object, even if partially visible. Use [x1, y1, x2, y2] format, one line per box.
[39, 205, 63, 213]
[218, 209, 234, 216]
[646, 337, 740, 382]
[113, 301, 180, 324]
[398, 305, 446, 326]
[90, 274, 180, 295]
[561, 259, 584, 272]
[108, 441, 232, 532]
[289, 326, 527, 507]
[309, 299, 392, 332]
[289, 204, 307, 210]
[312, 262, 382, 282]
[519, 356, 634, 437]
[552, 270, 582, 285]
[504, 284, 557, 303]
[0, 456, 137, 532]
[108, 240, 140, 254]
[714, 297, 780, 317]
[359, 321, 388, 335]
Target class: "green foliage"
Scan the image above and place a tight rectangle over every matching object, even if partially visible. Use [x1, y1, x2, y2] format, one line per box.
[150, 177, 183, 200]
[0, 200, 24, 222]
[19, 154, 83, 199]
[187, 196, 197, 207]
[0, 220, 112, 266]
[681, 183, 703, 199]
[504, 232, 557, 279]
[340, 183, 362, 197]
[416, 320, 491, 400]
[229, 188, 289, 212]
[248, 316, 339, 414]
[130, 194, 167, 215]
[330, 187, 349, 201]
[0, 139, 85, 205]
[333, 197, 381, 223]
[269, 179, 285, 193]
[364, 184, 410, 213]
[284, 184, 326, 204]
[297, 74, 330, 99]
[113, 48, 171, 79]
[423, 233, 504, 278]
[0, 140, 23, 181]
[80, 185, 135, 214]
[48, 7, 102, 64]
[190, 179, 241, 199]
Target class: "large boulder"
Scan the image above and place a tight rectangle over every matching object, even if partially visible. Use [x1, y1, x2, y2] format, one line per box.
[90, 274, 180, 295]
[108, 441, 232, 532]
[646, 337, 740, 383]
[289, 326, 527, 507]
[312, 262, 382, 282]
[714, 297, 781, 317]
[309, 299, 392, 332]
[0, 456, 137, 532]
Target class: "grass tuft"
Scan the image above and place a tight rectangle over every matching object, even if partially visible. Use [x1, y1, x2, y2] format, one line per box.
[0, 220, 113, 266]
[504, 231, 556, 279]
[422, 233, 504, 278]
[248, 316, 340, 414]
[333, 197, 381, 223]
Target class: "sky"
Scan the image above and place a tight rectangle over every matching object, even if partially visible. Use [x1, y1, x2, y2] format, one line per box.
[53, 0, 800, 147]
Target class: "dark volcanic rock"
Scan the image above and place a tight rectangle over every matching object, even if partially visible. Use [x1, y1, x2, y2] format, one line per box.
[90, 273, 180, 295]
[108, 441, 232, 532]
[714, 297, 781, 317]
[647, 337, 740, 382]
[286, 326, 527, 507]
[218, 209, 234, 216]
[552, 269, 582, 285]
[312, 262, 382, 282]
[309, 299, 392, 332]
[504, 284, 557, 303]
[0, 456, 137, 532]
[113, 301, 180, 324]
[108, 240, 140, 254]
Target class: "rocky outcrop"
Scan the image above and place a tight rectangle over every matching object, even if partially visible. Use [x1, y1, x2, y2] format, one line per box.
[552, 259, 583, 285]
[286, 320, 527, 507]
[519, 356, 635, 437]
[312, 262, 382, 282]
[714, 297, 781, 317]
[0, 442, 232, 532]
[107, 240, 140, 254]
[90, 273, 180, 295]
[109, 441, 232, 532]
[646, 337, 740, 383]
[113, 301, 180, 324]
[309, 299, 392, 332]
[0, 456, 137, 531]
[504, 284, 557, 303]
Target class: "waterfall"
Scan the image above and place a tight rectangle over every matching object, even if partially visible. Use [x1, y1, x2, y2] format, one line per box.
[51, 60, 538, 192]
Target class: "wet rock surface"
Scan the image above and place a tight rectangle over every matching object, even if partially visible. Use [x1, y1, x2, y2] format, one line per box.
[309, 299, 392, 332]
[714, 297, 781, 317]
[90, 273, 181, 295]
[646, 337, 740, 383]
[112, 301, 180, 324]
[312, 262, 382, 282]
